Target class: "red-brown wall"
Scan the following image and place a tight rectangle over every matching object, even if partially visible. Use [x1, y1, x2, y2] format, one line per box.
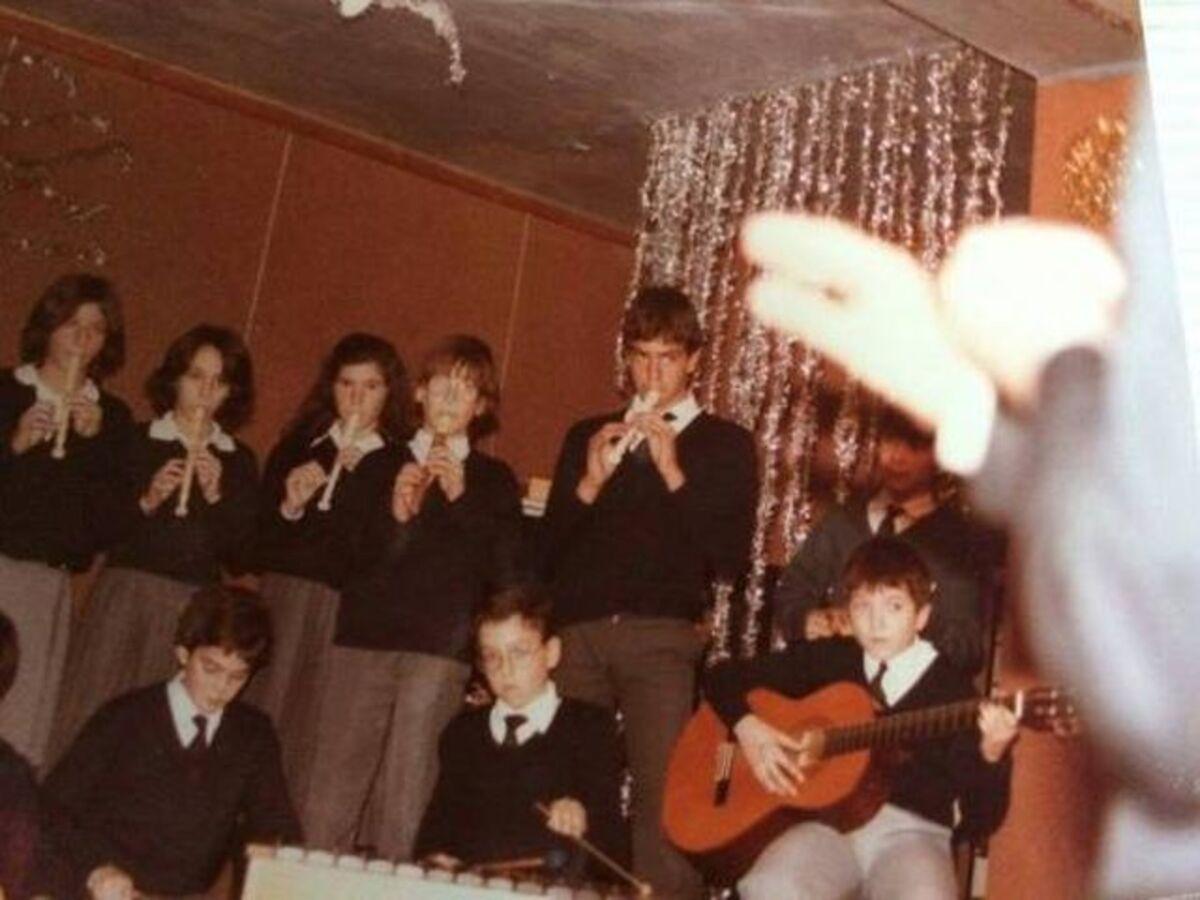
[0, 21, 634, 486]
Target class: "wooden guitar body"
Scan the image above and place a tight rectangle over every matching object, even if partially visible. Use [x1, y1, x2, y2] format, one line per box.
[662, 682, 879, 881]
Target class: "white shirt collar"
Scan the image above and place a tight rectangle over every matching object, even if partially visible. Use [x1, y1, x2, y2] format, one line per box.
[311, 419, 385, 458]
[489, 681, 562, 747]
[625, 391, 702, 435]
[408, 427, 470, 464]
[14, 362, 100, 404]
[166, 675, 223, 747]
[863, 638, 938, 707]
[149, 411, 236, 453]
[868, 490, 939, 534]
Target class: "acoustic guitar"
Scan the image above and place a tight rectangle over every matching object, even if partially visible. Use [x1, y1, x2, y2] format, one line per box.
[662, 681, 1075, 881]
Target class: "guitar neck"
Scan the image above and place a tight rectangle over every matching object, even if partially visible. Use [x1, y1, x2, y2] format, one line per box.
[822, 692, 1020, 757]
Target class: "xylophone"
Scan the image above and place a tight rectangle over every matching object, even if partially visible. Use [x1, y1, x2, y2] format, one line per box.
[242, 845, 636, 899]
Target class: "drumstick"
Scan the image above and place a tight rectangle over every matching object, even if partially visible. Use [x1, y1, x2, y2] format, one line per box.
[51, 351, 81, 460]
[174, 407, 207, 518]
[533, 801, 653, 897]
[316, 410, 360, 511]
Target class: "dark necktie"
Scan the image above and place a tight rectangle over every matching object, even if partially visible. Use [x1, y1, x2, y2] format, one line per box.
[187, 714, 208, 760]
[876, 505, 903, 537]
[867, 663, 889, 710]
[502, 714, 527, 748]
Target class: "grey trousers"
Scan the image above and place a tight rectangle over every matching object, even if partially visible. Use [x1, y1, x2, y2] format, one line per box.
[0, 554, 71, 769]
[242, 572, 340, 810]
[303, 646, 469, 860]
[555, 616, 706, 900]
[738, 803, 957, 900]
[47, 567, 193, 768]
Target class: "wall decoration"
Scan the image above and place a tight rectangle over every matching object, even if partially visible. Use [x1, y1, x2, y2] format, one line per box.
[629, 46, 1016, 660]
[1062, 113, 1128, 230]
[0, 36, 132, 266]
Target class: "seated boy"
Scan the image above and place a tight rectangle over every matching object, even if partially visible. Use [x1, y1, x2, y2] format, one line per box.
[705, 537, 1018, 900]
[43, 586, 301, 900]
[415, 584, 627, 882]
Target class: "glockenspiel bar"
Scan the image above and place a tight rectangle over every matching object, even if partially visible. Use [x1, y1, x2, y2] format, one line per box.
[243, 845, 637, 900]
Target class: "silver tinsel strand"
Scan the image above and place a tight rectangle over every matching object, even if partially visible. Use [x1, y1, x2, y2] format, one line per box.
[631, 47, 1015, 660]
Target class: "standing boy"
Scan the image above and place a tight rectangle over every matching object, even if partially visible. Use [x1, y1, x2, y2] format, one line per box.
[706, 537, 1017, 899]
[42, 586, 300, 900]
[415, 584, 626, 881]
[306, 335, 523, 860]
[543, 286, 758, 897]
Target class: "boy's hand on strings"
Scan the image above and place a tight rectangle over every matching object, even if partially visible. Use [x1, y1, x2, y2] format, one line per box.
[978, 700, 1020, 763]
[734, 714, 806, 796]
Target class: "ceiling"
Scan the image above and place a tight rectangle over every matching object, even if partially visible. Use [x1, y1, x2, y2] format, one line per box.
[0, 0, 1142, 232]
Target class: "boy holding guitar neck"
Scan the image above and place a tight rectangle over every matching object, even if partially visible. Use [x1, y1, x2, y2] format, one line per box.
[704, 537, 1018, 900]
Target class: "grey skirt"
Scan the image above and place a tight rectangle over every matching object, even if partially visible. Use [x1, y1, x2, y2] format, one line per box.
[48, 567, 196, 766]
[242, 571, 340, 807]
[0, 553, 72, 769]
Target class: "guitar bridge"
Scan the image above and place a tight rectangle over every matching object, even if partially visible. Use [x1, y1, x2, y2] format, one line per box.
[713, 740, 735, 806]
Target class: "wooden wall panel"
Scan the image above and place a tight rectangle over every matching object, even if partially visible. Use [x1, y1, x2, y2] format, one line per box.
[1, 32, 287, 421]
[493, 217, 635, 481]
[241, 137, 527, 454]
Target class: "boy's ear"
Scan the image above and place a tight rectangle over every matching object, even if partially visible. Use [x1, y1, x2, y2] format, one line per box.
[915, 603, 932, 633]
[545, 635, 562, 670]
[414, 383, 427, 407]
[685, 349, 701, 377]
[174, 646, 190, 668]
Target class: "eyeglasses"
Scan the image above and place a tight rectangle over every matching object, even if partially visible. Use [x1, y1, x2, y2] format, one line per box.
[478, 644, 541, 673]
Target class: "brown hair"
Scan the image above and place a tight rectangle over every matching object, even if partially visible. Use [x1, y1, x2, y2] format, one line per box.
[175, 585, 272, 671]
[473, 583, 556, 643]
[417, 334, 500, 438]
[20, 273, 125, 381]
[838, 537, 934, 610]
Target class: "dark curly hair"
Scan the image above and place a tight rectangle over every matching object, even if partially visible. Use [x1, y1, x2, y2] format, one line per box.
[284, 332, 413, 444]
[145, 324, 255, 431]
[19, 273, 125, 381]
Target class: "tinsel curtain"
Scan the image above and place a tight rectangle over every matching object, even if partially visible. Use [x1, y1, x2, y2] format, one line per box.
[628, 46, 1016, 661]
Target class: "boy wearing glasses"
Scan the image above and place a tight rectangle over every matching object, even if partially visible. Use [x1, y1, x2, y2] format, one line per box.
[415, 584, 626, 881]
